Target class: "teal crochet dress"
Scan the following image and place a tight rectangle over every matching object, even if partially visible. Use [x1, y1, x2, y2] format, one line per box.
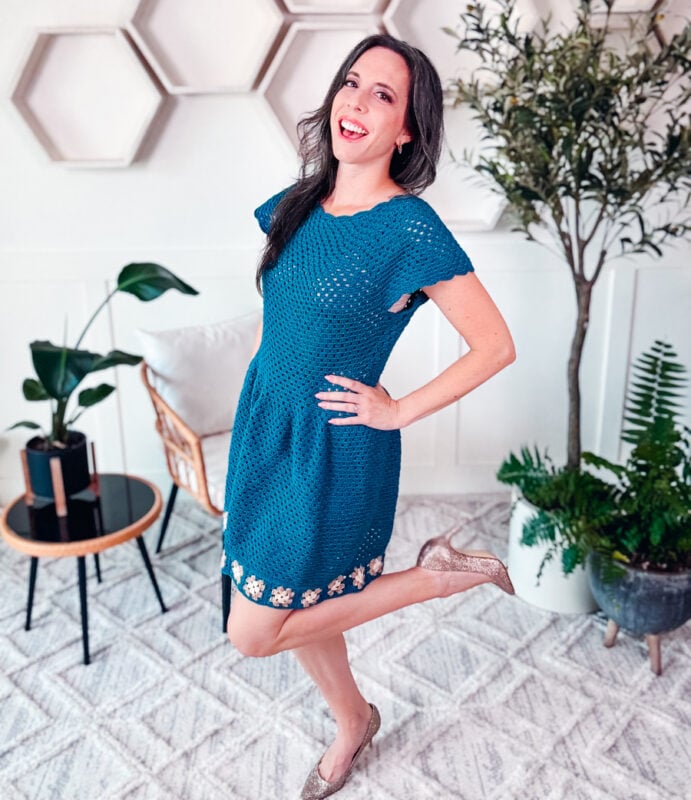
[221, 190, 474, 609]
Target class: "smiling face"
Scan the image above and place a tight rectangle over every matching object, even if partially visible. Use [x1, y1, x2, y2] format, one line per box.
[329, 46, 412, 171]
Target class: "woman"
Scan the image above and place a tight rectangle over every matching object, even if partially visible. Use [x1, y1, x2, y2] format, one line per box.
[222, 34, 516, 800]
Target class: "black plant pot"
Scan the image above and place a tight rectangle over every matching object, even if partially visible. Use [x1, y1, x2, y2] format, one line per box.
[587, 551, 691, 636]
[25, 431, 91, 499]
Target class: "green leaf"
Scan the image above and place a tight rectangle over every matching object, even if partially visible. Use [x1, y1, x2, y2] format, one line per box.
[7, 421, 42, 431]
[30, 342, 143, 402]
[117, 263, 198, 302]
[78, 383, 115, 408]
[91, 349, 142, 371]
[562, 544, 583, 574]
[522, 510, 558, 546]
[582, 451, 626, 478]
[496, 445, 556, 500]
[30, 341, 101, 401]
[22, 378, 50, 401]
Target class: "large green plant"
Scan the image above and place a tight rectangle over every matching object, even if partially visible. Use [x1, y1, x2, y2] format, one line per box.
[498, 341, 691, 577]
[584, 340, 691, 571]
[11, 263, 198, 446]
[496, 446, 617, 578]
[447, 0, 691, 468]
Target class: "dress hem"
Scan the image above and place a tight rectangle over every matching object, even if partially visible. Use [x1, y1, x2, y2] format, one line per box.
[220, 552, 386, 610]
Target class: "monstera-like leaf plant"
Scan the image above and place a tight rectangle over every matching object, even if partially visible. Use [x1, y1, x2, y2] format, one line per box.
[11, 263, 198, 447]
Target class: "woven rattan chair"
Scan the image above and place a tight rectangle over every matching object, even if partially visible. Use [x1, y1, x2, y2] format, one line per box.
[138, 312, 259, 629]
[140, 362, 225, 547]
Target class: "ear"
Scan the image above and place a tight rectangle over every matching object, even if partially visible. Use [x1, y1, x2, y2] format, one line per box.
[396, 128, 413, 149]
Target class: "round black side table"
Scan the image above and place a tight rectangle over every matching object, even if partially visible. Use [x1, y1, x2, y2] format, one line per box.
[1, 473, 166, 665]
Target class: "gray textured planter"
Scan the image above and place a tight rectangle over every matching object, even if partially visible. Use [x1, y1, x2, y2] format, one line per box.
[587, 552, 691, 635]
[586, 551, 691, 674]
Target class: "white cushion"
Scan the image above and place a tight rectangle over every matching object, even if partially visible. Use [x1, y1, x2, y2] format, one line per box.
[201, 430, 232, 512]
[137, 311, 259, 437]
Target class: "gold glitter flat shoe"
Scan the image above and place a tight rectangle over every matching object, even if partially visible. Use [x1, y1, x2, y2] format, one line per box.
[300, 703, 380, 800]
[417, 534, 515, 595]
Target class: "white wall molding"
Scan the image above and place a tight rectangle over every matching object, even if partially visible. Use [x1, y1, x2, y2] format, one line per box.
[2, 241, 688, 503]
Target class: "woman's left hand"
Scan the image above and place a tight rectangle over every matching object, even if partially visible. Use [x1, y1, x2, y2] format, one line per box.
[316, 375, 403, 429]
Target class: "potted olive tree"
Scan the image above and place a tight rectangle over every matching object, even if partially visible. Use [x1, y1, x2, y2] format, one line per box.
[446, 0, 691, 610]
[10, 263, 198, 497]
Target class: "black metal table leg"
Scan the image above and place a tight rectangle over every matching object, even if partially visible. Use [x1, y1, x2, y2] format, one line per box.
[135, 536, 167, 613]
[77, 556, 90, 665]
[94, 553, 102, 583]
[221, 573, 232, 633]
[156, 483, 178, 553]
[25, 557, 38, 631]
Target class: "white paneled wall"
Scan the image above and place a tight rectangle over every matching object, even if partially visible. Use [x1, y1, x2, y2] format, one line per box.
[1, 0, 689, 504]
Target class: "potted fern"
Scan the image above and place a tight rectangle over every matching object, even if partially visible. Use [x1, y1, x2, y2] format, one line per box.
[501, 341, 690, 671]
[584, 341, 690, 673]
[10, 263, 198, 497]
[447, 0, 691, 610]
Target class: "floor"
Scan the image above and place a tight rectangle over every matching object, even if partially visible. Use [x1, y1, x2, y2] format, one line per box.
[0, 494, 689, 800]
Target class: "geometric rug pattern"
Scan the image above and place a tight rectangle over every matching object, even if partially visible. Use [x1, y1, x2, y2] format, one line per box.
[1, 493, 689, 800]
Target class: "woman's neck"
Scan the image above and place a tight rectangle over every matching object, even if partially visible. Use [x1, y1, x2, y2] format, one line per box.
[322, 164, 403, 215]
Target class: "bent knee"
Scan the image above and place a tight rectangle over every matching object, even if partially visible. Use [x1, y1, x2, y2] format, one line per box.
[227, 627, 274, 658]
[226, 616, 277, 658]
[225, 592, 290, 657]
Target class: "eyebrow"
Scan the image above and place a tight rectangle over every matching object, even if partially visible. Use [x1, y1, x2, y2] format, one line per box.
[347, 70, 398, 99]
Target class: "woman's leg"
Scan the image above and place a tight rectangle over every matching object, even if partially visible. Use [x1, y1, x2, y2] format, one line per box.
[293, 634, 372, 781]
[228, 564, 488, 657]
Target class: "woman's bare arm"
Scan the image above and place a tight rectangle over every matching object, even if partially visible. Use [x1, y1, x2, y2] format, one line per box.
[395, 272, 515, 426]
[316, 273, 515, 429]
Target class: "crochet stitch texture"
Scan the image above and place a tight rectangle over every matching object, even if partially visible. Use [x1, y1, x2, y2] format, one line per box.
[222, 190, 474, 609]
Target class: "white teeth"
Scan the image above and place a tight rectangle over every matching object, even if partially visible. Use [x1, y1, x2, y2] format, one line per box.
[341, 119, 367, 135]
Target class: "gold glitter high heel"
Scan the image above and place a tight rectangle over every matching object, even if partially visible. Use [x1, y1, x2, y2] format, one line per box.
[417, 534, 515, 595]
[300, 703, 380, 800]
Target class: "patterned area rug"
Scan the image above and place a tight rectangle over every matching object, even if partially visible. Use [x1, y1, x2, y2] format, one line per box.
[1, 494, 689, 800]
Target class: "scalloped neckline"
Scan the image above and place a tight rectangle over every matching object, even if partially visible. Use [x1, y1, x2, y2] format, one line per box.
[318, 193, 412, 219]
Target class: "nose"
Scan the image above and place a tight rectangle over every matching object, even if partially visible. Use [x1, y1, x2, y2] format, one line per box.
[347, 89, 366, 113]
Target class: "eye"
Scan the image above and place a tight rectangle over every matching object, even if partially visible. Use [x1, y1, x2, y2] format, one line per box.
[375, 91, 392, 103]
[344, 78, 357, 88]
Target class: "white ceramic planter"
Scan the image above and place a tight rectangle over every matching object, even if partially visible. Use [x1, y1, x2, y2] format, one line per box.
[507, 492, 599, 614]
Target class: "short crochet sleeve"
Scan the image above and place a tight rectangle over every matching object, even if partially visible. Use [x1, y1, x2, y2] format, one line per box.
[254, 187, 290, 234]
[386, 197, 475, 310]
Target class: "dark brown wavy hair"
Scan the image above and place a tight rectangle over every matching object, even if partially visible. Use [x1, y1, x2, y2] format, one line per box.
[256, 34, 444, 291]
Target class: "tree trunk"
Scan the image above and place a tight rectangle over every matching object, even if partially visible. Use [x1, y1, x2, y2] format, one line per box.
[567, 278, 593, 469]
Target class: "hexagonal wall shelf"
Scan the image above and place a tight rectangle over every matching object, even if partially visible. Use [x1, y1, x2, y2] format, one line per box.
[128, 0, 283, 94]
[10, 28, 164, 168]
[422, 104, 506, 232]
[259, 19, 383, 150]
[384, 0, 539, 91]
[284, 1, 388, 12]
